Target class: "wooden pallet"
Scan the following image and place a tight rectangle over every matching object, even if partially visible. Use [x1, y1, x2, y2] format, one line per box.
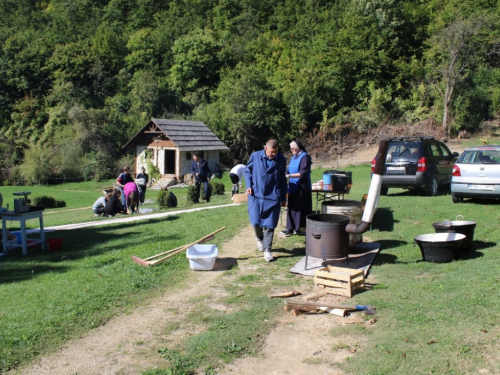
[313, 265, 365, 298]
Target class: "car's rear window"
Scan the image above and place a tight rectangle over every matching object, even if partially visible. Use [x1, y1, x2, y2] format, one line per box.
[387, 142, 419, 161]
[458, 150, 500, 164]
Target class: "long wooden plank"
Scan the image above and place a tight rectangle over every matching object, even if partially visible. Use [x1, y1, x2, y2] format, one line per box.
[143, 235, 215, 261]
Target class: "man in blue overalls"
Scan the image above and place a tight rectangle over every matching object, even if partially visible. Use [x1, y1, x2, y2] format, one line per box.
[245, 140, 287, 262]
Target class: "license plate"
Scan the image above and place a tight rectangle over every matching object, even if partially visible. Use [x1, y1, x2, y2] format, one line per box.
[387, 166, 405, 171]
[469, 184, 494, 191]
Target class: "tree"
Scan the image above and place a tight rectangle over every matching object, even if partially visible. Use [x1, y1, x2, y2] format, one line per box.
[200, 64, 289, 159]
[426, 14, 495, 135]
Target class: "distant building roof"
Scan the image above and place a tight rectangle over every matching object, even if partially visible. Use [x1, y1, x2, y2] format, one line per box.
[123, 118, 229, 151]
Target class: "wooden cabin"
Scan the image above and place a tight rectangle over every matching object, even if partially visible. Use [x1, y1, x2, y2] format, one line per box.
[123, 118, 229, 182]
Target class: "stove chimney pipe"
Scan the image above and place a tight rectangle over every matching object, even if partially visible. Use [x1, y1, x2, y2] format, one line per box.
[345, 139, 389, 234]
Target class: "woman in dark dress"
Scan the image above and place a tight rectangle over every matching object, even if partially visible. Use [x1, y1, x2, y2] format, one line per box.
[280, 139, 312, 236]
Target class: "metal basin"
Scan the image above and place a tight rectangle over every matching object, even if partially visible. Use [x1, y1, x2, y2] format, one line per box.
[432, 220, 476, 252]
[414, 233, 466, 263]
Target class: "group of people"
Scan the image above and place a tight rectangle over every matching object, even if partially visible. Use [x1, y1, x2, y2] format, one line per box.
[92, 166, 149, 218]
[91, 142, 310, 262]
[245, 139, 312, 262]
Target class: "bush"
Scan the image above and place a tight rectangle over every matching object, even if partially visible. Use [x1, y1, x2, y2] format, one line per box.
[210, 181, 225, 195]
[157, 190, 178, 208]
[186, 183, 212, 203]
[187, 185, 199, 203]
[31, 195, 66, 208]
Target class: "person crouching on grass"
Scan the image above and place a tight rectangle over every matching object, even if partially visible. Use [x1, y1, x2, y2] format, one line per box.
[92, 194, 108, 217]
[104, 189, 126, 217]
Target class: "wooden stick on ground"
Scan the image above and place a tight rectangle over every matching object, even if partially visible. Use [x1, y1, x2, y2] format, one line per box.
[143, 235, 215, 261]
[131, 227, 226, 267]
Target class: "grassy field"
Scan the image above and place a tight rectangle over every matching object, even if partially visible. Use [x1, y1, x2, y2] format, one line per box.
[1, 163, 500, 374]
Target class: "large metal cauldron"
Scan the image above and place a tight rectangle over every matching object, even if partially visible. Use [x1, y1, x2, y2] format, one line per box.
[414, 233, 466, 263]
[432, 220, 476, 252]
[306, 214, 350, 261]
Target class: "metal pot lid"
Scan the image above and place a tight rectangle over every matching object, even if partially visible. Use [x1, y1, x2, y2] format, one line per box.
[433, 220, 476, 227]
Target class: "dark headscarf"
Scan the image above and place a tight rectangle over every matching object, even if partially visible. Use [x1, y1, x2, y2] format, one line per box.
[292, 139, 307, 153]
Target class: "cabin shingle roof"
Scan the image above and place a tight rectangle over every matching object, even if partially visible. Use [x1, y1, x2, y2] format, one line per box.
[123, 118, 229, 151]
[152, 119, 228, 151]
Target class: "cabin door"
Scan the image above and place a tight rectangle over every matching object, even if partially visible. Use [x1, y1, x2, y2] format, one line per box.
[164, 150, 176, 174]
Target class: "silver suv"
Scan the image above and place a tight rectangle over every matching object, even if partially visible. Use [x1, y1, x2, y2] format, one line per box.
[371, 137, 459, 196]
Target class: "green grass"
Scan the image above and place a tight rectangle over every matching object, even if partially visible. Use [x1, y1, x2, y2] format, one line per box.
[2, 165, 500, 374]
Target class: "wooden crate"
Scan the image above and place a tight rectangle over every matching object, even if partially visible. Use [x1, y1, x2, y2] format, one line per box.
[313, 265, 365, 298]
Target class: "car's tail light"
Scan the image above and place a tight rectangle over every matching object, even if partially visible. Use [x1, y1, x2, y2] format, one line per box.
[452, 165, 461, 176]
[417, 157, 427, 172]
[371, 158, 376, 172]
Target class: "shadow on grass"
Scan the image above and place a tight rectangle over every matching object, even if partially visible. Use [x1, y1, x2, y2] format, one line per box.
[385, 187, 452, 197]
[459, 198, 500, 205]
[0, 216, 187, 284]
[372, 239, 406, 265]
[371, 207, 395, 232]
[274, 246, 305, 259]
[0, 263, 71, 283]
[472, 240, 497, 250]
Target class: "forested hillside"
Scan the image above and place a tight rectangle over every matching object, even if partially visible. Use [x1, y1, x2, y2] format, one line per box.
[1, 0, 499, 183]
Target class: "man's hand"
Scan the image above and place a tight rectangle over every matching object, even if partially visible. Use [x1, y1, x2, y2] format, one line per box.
[281, 201, 287, 207]
[246, 188, 253, 195]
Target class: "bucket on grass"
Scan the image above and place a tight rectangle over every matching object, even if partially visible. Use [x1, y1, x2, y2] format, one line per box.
[47, 238, 63, 252]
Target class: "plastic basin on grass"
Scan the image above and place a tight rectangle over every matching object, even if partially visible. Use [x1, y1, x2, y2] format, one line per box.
[186, 244, 218, 271]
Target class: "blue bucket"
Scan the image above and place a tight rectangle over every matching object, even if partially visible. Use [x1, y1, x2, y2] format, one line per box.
[323, 173, 333, 185]
[11, 231, 22, 244]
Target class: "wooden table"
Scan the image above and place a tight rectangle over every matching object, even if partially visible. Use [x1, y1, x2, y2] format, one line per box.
[312, 189, 348, 212]
[1, 210, 46, 255]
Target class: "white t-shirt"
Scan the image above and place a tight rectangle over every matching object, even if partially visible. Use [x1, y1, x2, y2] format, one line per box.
[230, 164, 246, 179]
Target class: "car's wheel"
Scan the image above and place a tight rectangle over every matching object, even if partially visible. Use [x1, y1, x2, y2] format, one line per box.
[451, 193, 459, 203]
[427, 175, 439, 196]
[380, 186, 389, 196]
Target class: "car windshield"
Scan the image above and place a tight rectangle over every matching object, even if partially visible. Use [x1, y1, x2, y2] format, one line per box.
[387, 142, 419, 161]
[458, 150, 500, 164]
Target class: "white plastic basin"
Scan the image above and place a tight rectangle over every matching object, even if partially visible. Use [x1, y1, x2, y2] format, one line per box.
[186, 244, 218, 271]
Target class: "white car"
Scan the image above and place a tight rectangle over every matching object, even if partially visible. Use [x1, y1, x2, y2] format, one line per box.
[451, 145, 500, 203]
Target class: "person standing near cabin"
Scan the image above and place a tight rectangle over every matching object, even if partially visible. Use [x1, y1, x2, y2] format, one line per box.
[191, 153, 211, 203]
[229, 164, 246, 199]
[280, 139, 312, 236]
[116, 166, 134, 211]
[245, 139, 287, 262]
[136, 166, 149, 205]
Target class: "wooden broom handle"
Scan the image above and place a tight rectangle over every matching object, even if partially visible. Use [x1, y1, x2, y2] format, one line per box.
[144, 235, 215, 261]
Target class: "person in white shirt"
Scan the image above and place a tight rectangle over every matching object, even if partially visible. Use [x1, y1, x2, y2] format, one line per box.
[92, 195, 108, 217]
[229, 164, 246, 198]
